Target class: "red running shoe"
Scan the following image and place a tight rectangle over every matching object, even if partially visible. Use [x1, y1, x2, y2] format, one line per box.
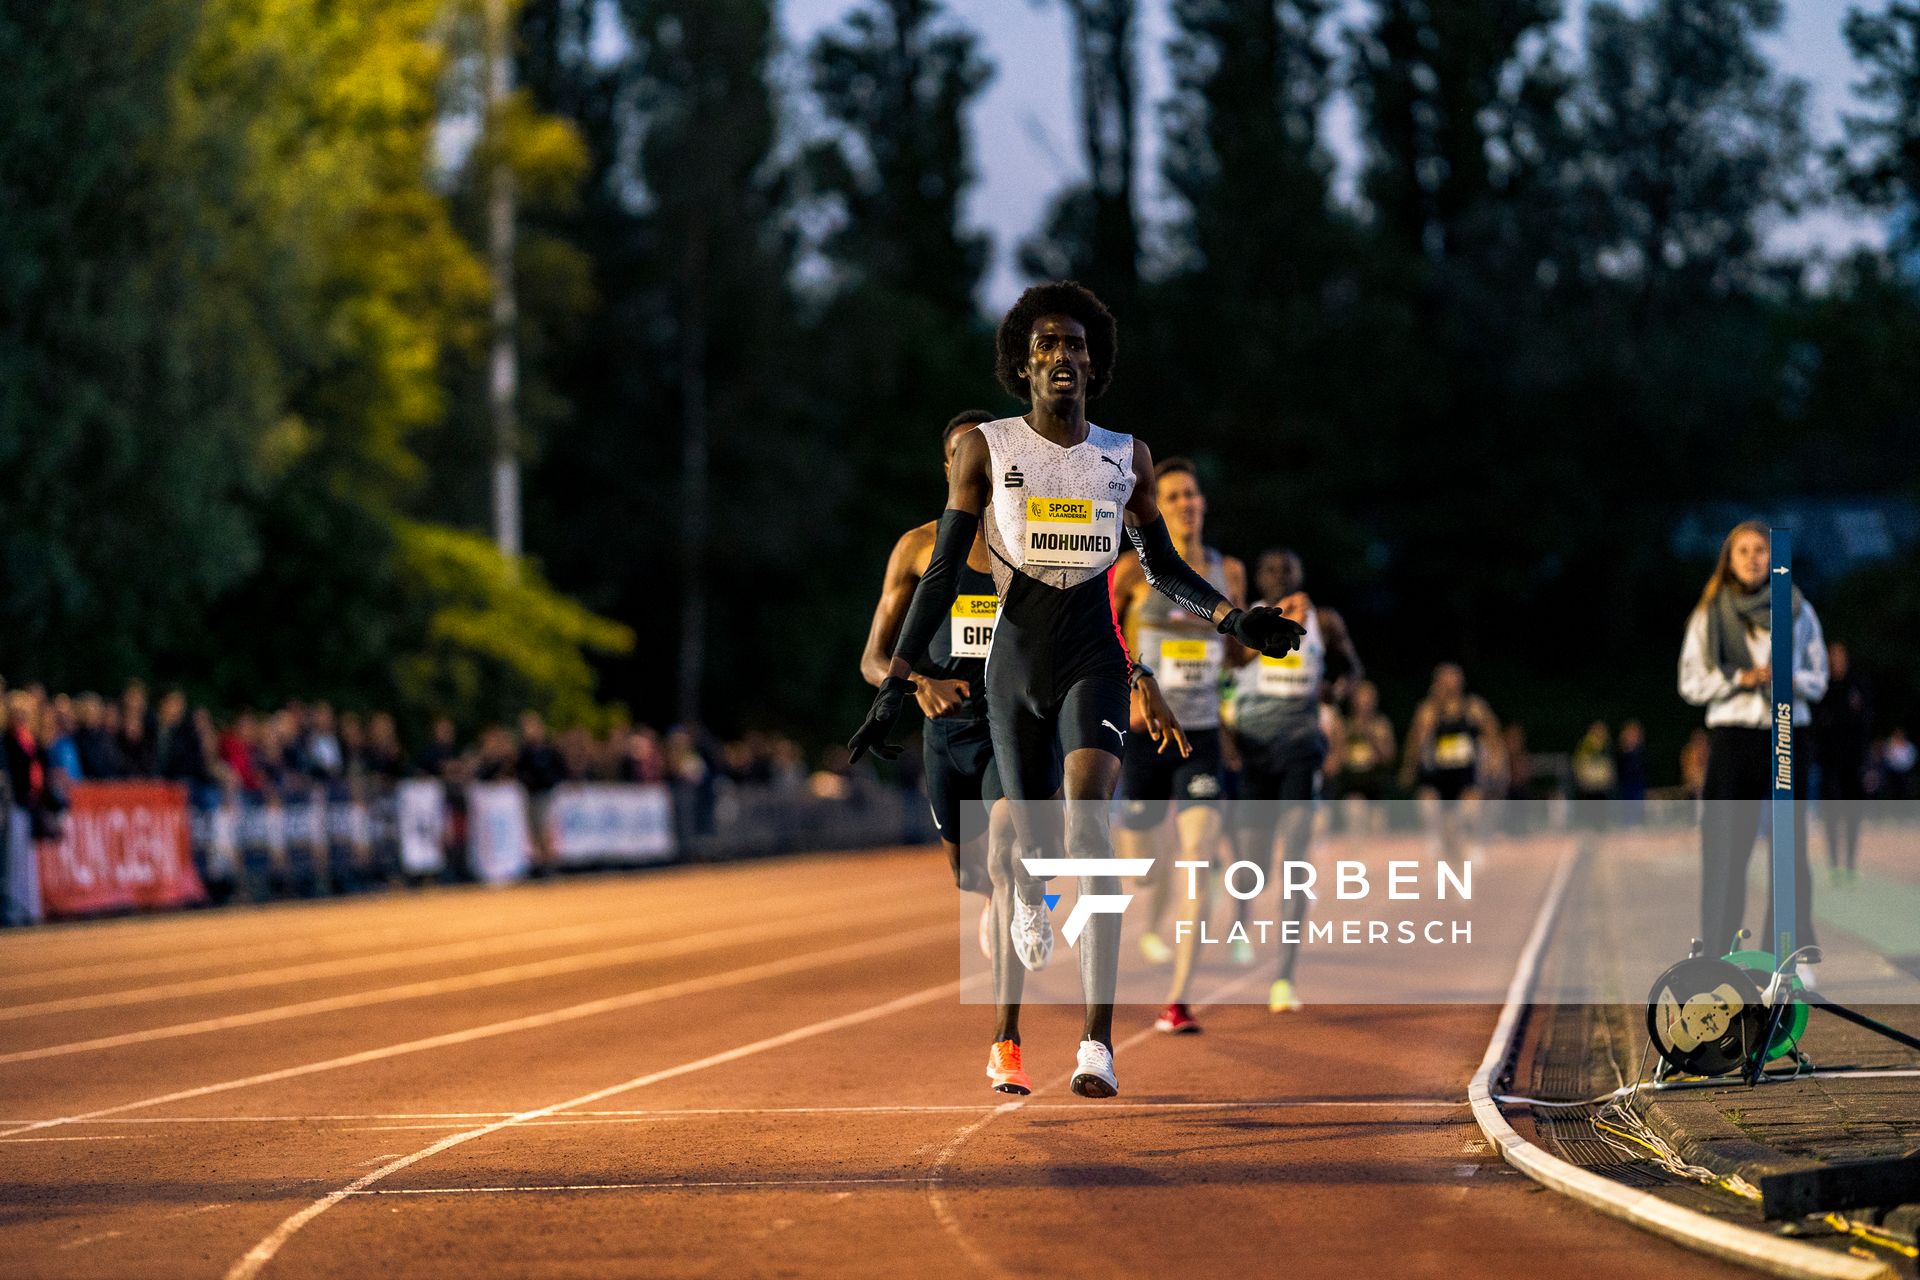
[1154, 1002, 1201, 1034]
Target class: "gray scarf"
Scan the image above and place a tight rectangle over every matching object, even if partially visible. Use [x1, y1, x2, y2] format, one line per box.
[1707, 582, 1803, 681]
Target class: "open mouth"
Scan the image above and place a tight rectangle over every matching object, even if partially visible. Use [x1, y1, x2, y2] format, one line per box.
[1049, 368, 1076, 388]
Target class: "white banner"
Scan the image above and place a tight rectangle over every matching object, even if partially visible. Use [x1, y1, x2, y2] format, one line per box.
[546, 783, 676, 866]
[466, 782, 531, 884]
[397, 780, 447, 876]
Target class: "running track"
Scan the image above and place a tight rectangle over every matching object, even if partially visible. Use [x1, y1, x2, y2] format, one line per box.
[0, 848, 1765, 1278]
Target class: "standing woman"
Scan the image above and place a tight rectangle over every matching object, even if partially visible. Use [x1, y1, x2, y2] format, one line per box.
[1679, 520, 1826, 972]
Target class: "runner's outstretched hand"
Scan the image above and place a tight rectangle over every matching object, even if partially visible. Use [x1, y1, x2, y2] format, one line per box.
[847, 676, 916, 763]
[1218, 606, 1307, 659]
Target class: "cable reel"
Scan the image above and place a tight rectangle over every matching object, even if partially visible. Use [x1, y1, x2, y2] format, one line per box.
[1645, 951, 1807, 1079]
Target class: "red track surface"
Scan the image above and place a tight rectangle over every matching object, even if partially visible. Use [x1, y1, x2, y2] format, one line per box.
[0, 848, 1765, 1278]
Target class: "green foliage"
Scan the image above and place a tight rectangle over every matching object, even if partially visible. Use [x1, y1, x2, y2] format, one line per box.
[0, 0, 267, 683]
[393, 521, 633, 729]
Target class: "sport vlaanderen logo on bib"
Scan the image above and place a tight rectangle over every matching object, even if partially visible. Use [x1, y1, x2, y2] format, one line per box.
[949, 595, 998, 659]
[1023, 497, 1119, 569]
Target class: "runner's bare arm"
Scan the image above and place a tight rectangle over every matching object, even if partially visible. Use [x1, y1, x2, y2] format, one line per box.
[860, 526, 933, 688]
[859, 525, 972, 718]
[1399, 703, 1433, 789]
[1320, 606, 1362, 697]
[881, 430, 992, 681]
[1110, 550, 1150, 659]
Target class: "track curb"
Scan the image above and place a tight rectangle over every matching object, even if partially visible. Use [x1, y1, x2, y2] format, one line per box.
[1467, 846, 1893, 1280]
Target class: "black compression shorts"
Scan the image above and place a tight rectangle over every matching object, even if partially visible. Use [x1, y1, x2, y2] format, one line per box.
[922, 716, 1001, 893]
[1119, 727, 1224, 829]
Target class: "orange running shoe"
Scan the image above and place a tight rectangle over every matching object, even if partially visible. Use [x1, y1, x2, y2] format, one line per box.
[985, 1039, 1031, 1095]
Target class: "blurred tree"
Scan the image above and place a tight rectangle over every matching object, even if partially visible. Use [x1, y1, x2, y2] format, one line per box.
[799, 0, 1002, 737]
[1020, 0, 1142, 303]
[1834, 2, 1920, 261]
[1, 0, 624, 724]
[1573, 0, 1810, 296]
[513, 0, 799, 733]
[807, 0, 993, 318]
[0, 1, 267, 684]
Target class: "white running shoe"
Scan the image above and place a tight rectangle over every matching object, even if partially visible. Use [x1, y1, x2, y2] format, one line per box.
[978, 902, 993, 961]
[1071, 1039, 1118, 1098]
[1009, 893, 1053, 972]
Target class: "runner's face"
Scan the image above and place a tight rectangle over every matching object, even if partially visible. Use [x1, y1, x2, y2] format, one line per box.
[1157, 471, 1205, 538]
[1729, 530, 1768, 590]
[1257, 552, 1301, 600]
[1026, 315, 1091, 410]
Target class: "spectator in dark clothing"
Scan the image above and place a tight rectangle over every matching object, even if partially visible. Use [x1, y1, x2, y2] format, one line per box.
[73, 693, 125, 779]
[1814, 642, 1872, 884]
[516, 712, 569, 873]
[156, 690, 212, 784]
[416, 717, 461, 779]
[516, 713, 570, 792]
[1614, 720, 1648, 825]
[366, 713, 407, 781]
[118, 681, 156, 776]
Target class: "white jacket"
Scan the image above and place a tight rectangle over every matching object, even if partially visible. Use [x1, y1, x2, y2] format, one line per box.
[1678, 599, 1828, 729]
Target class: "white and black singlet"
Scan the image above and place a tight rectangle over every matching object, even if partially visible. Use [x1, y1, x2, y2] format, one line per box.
[975, 416, 1137, 799]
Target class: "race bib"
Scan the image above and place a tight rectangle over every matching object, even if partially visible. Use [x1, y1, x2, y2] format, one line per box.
[1023, 496, 1120, 569]
[1255, 649, 1310, 698]
[1158, 638, 1222, 690]
[949, 595, 998, 659]
[1433, 732, 1475, 768]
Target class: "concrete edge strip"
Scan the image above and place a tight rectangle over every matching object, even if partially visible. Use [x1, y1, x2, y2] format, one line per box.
[1466, 846, 1892, 1280]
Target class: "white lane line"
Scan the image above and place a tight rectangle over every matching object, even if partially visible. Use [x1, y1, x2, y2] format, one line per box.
[0, 856, 916, 985]
[7, 1097, 1459, 1128]
[355, 1177, 925, 1195]
[225, 976, 967, 1280]
[0, 873, 931, 1015]
[920, 967, 1262, 1280]
[0, 919, 951, 1140]
[0, 1135, 149, 1143]
[0, 897, 942, 1066]
[58, 1229, 125, 1251]
[338, 1098, 1468, 1129]
[1467, 848, 1892, 1280]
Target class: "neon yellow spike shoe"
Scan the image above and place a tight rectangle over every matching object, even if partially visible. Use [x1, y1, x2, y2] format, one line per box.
[1268, 978, 1302, 1013]
[1139, 931, 1173, 965]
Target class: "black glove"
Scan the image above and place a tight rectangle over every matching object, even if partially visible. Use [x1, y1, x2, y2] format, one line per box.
[1219, 606, 1306, 659]
[847, 676, 917, 763]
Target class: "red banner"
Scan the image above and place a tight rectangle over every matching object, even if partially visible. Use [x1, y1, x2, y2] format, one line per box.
[36, 782, 205, 918]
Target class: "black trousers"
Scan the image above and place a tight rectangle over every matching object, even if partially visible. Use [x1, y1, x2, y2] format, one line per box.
[1700, 726, 1815, 956]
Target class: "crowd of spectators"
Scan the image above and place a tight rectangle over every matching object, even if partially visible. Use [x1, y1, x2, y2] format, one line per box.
[0, 676, 847, 844]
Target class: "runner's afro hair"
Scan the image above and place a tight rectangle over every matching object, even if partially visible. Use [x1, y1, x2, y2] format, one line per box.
[994, 281, 1116, 402]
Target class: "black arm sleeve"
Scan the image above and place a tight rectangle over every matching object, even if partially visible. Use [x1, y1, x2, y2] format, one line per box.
[892, 508, 980, 665]
[1126, 515, 1229, 623]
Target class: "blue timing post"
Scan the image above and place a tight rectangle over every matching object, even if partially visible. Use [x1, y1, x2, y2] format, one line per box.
[1769, 527, 1795, 963]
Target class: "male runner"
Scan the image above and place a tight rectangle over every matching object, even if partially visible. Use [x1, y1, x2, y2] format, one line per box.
[849, 281, 1305, 1097]
[1400, 663, 1503, 863]
[1106, 460, 1244, 1033]
[859, 410, 1187, 1093]
[1224, 549, 1362, 1015]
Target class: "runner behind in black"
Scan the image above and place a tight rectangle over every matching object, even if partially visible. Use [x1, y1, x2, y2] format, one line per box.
[847, 281, 1306, 1098]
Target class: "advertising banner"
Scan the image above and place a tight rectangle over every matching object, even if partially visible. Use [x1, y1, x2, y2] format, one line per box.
[467, 782, 531, 884]
[37, 782, 204, 919]
[547, 783, 676, 866]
